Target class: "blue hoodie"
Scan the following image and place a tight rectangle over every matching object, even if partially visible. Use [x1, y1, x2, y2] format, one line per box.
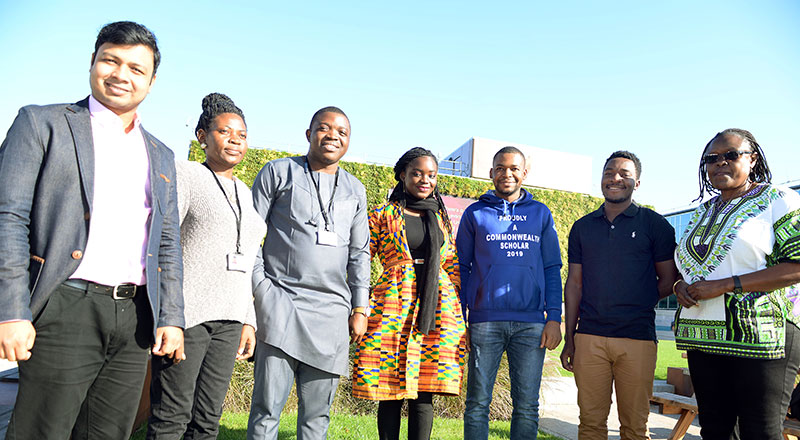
[456, 189, 562, 324]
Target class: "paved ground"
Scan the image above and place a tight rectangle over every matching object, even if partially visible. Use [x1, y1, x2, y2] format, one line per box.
[538, 377, 700, 440]
[537, 327, 700, 440]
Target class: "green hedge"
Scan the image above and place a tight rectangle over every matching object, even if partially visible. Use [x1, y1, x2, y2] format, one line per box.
[188, 141, 604, 283]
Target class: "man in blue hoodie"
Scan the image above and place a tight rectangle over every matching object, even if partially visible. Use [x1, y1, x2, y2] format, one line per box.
[457, 146, 563, 440]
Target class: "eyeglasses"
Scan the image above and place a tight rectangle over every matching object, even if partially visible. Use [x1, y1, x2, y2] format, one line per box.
[702, 150, 752, 165]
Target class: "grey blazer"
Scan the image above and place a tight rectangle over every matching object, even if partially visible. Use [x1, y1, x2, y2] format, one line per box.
[0, 97, 184, 338]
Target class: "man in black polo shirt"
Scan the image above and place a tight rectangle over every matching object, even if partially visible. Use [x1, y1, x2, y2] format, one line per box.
[560, 150, 677, 440]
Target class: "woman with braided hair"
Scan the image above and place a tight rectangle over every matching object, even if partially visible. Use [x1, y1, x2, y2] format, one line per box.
[673, 128, 800, 439]
[352, 147, 467, 440]
[146, 93, 266, 439]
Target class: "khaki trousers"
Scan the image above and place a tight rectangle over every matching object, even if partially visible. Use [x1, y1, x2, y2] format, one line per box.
[573, 333, 657, 440]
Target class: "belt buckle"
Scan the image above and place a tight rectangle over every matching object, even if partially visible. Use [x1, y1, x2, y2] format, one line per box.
[112, 285, 135, 300]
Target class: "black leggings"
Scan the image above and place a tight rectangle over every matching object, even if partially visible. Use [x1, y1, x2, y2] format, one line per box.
[377, 392, 434, 440]
[687, 322, 800, 440]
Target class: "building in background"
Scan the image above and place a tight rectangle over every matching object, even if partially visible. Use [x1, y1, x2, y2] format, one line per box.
[439, 136, 593, 195]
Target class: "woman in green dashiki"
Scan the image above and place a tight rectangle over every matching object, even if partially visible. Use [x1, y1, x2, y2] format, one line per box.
[673, 128, 800, 439]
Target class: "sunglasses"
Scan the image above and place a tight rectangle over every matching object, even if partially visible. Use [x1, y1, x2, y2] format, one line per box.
[702, 150, 752, 165]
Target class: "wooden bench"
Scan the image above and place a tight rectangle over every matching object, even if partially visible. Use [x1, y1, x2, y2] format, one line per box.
[785, 417, 800, 440]
[650, 392, 800, 440]
[650, 392, 697, 440]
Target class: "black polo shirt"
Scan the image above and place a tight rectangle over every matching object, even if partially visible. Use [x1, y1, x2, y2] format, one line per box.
[567, 202, 675, 341]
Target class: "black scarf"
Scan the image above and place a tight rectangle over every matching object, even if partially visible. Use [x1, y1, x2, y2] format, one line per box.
[403, 193, 444, 334]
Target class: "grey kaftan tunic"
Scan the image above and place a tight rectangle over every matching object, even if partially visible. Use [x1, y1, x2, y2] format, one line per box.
[251, 156, 370, 375]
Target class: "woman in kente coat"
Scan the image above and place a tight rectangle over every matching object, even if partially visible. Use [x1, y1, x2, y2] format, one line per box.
[352, 147, 467, 440]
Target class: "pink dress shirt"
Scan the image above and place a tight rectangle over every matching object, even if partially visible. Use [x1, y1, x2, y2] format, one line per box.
[70, 96, 152, 286]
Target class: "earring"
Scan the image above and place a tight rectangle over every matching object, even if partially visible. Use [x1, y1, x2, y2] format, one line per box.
[200, 143, 207, 150]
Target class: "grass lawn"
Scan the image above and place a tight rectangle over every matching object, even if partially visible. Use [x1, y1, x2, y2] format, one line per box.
[653, 340, 688, 380]
[543, 338, 688, 380]
[131, 411, 565, 439]
[130, 337, 688, 439]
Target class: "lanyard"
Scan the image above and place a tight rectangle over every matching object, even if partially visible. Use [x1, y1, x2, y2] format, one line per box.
[303, 157, 339, 231]
[203, 162, 243, 253]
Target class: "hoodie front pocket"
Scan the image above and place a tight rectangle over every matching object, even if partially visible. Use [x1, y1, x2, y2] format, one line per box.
[476, 264, 541, 311]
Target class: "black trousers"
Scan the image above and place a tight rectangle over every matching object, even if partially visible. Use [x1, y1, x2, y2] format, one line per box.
[146, 320, 241, 440]
[377, 392, 434, 440]
[6, 282, 152, 439]
[687, 322, 800, 440]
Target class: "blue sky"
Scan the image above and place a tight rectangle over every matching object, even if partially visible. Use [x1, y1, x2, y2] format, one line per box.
[2, 0, 799, 212]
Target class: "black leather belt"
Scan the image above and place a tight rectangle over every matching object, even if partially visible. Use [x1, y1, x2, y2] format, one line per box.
[63, 279, 138, 299]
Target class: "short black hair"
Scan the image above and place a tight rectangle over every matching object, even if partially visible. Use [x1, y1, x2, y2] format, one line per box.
[493, 146, 525, 167]
[604, 150, 642, 180]
[195, 93, 245, 135]
[308, 106, 349, 130]
[694, 128, 772, 202]
[94, 21, 160, 75]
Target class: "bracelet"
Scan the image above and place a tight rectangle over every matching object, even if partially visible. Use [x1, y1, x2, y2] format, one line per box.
[351, 307, 368, 316]
[672, 279, 683, 295]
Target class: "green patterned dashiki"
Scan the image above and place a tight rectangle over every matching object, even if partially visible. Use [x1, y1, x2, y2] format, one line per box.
[674, 183, 800, 359]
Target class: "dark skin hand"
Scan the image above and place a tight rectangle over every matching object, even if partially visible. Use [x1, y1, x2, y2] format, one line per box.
[560, 263, 583, 372]
[540, 320, 562, 350]
[349, 312, 367, 345]
[687, 279, 731, 301]
[676, 261, 800, 307]
[674, 279, 697, 308]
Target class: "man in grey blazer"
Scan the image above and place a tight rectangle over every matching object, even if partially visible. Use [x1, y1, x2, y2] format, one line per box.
[247, 107, 371, 440]
[0, 21, 184, 439]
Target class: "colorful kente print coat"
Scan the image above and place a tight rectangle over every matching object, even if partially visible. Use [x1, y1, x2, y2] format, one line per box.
[674, 184, 800, 359]
[352, 202, 467, 400]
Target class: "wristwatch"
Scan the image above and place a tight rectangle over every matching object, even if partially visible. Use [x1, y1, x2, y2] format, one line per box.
[732, 275, 743, 295]
[351, 307, 369, 316]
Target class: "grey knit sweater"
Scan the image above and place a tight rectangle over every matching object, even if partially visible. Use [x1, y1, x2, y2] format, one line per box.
[176, 160, 266, 330]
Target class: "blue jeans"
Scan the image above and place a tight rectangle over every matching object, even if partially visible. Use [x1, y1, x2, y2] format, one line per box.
[464, 321, 546, 440]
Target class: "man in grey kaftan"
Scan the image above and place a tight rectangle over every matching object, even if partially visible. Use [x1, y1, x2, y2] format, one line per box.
[247, 107, 370, 440]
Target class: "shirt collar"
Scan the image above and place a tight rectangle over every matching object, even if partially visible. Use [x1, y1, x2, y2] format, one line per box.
[88, 95, 141, 131]
[591, 201, 640, 218]
[622, 201, 640, 217]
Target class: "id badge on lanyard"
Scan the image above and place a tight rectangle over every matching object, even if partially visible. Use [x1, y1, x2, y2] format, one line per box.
[317, 229, 338, 247]
[306, 158, 340, 247]
[203, 163, 247, 271]
[227, 252, 248, 272]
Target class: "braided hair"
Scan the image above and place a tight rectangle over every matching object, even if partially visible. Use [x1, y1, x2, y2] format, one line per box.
[694, 128, 771, 202]
[389, 147, 453, 234]
[195, 93, 246, 136]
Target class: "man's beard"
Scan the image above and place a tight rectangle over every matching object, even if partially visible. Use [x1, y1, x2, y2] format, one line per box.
[495, 187, 517, 197]
[604, 194, 631, 204]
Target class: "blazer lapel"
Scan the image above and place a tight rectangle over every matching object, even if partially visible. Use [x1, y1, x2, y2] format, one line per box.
[141, 127, 162, 211]
[65, 98, 95, 212]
